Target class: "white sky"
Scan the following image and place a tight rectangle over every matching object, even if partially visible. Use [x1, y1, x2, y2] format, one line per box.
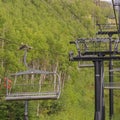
[101, 0, 111, 2]
[101, 0, 120, 4]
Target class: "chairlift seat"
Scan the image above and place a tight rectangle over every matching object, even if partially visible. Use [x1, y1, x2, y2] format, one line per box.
[6, 92, 59, 101]
[79, 64, 94, 68]
[109, 68, 120, 72]
[5, 69, 61, 101]
[104, 82, 120, 89]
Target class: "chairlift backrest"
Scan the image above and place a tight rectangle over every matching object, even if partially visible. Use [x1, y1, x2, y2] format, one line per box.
[5, 69, 61, 101]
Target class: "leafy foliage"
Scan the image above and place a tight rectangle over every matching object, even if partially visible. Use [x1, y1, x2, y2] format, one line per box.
[0, 0, 117, 120]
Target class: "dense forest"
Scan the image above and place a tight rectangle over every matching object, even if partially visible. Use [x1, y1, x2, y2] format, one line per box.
[0, 0, 120, 120]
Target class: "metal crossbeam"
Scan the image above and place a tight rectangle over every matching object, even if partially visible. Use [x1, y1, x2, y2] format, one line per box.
[97, 31, 119, 35]
[70, 55, 120, 61]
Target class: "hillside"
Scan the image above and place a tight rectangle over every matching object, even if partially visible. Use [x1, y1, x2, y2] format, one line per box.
[0, 0, 117, 120]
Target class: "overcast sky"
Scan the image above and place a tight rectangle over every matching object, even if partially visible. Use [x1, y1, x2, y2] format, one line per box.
[101, 0, 111, 2]
[101, 0, 120, 4]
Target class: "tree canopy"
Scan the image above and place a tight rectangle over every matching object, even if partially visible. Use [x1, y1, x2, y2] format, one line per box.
[0, 0, 117, 120]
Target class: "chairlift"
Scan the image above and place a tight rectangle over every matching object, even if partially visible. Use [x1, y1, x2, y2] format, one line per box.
[5, 70, 61, 101]
[5, 44, 61, 101]
[114, 0, 120, 6]
[109, 68, 120, 72]
[104, 66, 120, 89]
[78, 61, 94, 68]
[70, 37, 116, 54]
[104, 82, 120, 89]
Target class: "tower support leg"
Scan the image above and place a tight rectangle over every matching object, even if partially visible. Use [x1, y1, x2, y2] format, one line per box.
[94, 60, 105, 120]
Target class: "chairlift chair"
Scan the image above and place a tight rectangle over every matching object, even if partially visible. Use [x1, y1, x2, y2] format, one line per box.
[5, 70, 61, 101]
[5, 44, 61, 101]
[104, 82, 120, 89]
[104, 66, 120, 89]
[78, 61, 94, 68]
[109, 68, 120, 72]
